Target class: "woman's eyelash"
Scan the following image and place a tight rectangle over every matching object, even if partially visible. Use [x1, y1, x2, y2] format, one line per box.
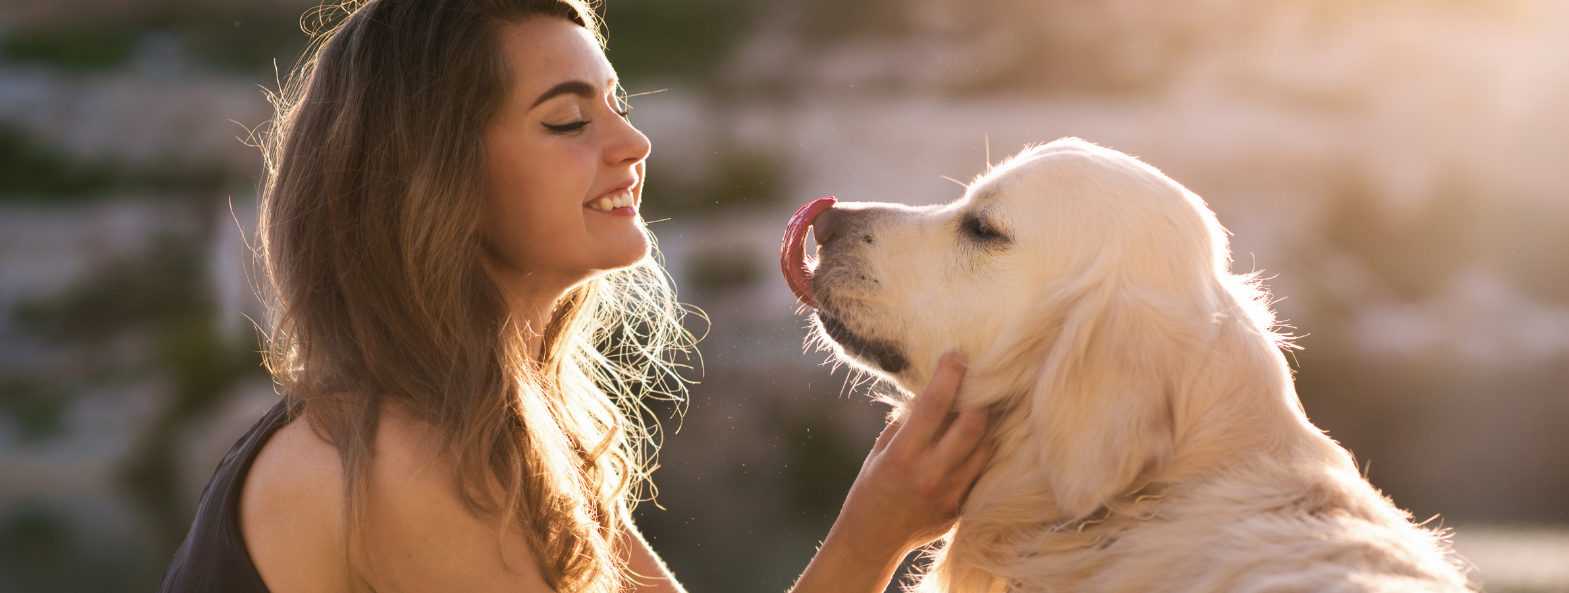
[544, 105, 629, 133]
[544, 120, 590, 133]
[543, 101, 632, 133]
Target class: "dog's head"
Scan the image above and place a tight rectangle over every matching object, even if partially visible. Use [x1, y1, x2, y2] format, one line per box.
[784, 138, 1283, 519]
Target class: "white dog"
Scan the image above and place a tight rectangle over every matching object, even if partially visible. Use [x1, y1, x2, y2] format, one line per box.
[780, 138, 1471, 592]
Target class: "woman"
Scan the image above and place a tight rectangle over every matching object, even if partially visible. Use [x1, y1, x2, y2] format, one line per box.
[159, 1, 992, 591]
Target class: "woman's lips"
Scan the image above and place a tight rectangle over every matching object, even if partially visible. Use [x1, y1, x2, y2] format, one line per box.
[781, 196, 836, 309]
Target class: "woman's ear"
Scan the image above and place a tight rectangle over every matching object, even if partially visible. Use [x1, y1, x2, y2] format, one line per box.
[1025, 286, 1184, 521]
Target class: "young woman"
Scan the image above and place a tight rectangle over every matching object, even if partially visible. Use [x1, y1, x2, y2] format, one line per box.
[159, 1, 992, 592]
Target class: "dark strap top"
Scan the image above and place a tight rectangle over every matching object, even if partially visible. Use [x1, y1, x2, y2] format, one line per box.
[159, 398, 290, 593]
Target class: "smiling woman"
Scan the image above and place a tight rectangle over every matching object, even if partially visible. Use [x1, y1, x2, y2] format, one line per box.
[155, 1, 993, 593]
[482, 18, 653, 316]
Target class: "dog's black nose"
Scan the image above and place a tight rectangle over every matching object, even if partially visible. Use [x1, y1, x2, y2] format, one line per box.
[811, 207, 840, 247]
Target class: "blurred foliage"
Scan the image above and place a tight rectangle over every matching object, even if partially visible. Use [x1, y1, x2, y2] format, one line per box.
[1320, 179, 1569, 304]
[2, 1, 309, 74]
[1491, 204, 1569, 303]
[792, 0, 913, 42]
[706, 149, 785, 208]
[0, 126, 230, 199]
[0, 505, 159, 593]
[601, 0, 755, 83]
[0, 379, 73, 441]
[8, 237, 267, 548]
[14, 240, 207, 340]
[628, 371, 891, 593]
[1322, 181, 1484, 300]
[1294, 347, 1569, 524]
[0, 126, 112, 196]
[780, 418, 862, 524]
[642, 147, 785, 217]
[124, 314, 266, 549]
[2, 24, 142, 71]
[686, 251, 760, 293]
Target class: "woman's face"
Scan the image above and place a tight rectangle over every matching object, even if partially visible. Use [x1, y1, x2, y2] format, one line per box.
[482, 18, 651, 301]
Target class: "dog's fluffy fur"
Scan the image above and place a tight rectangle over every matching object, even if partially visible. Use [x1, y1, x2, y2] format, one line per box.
[806, 139, 1471, 592]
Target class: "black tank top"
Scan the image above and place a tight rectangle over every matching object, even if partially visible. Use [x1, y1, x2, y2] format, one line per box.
[159, 398, 289, 593]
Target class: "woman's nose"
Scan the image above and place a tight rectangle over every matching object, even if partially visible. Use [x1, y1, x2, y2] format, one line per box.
[606, 115, 651, 166]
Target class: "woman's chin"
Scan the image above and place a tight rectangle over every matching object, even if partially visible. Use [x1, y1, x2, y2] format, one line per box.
[599, 232, 651, 272]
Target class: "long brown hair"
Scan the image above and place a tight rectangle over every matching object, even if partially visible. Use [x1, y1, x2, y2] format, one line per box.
[256, 1, 692, 590]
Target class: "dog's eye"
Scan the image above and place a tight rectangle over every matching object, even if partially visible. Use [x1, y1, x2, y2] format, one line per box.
[964, 215, 1005, 241]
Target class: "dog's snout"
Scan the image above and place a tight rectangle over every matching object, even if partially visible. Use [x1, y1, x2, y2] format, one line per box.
[811, 203, 893, 252]
[813, 206, 874, 248]
[811, 207, 841, 247]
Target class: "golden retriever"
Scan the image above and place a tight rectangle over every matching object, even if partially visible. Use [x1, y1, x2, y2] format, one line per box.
[780, 138, 1471, 592]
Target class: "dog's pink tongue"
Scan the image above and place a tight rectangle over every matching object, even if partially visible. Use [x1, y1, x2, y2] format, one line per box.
[781, 197, 836, 309]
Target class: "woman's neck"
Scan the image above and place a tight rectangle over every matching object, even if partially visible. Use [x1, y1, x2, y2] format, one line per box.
[481, 258, 591, 361]
[485, 275, 564, 362]
[506, 287, 560, 361]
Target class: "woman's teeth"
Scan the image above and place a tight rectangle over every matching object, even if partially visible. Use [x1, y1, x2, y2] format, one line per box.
[589, 191, 635, 211]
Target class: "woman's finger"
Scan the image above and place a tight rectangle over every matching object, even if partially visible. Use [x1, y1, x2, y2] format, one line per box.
[871, 419, 901, 455]
[893, 352, 966, 448]
[952, 437, 996, 506]
[929, 405, 989, 471]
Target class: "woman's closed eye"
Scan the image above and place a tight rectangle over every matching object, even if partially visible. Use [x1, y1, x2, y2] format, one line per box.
[541, 107, 629, 135]
[543, 120, 590, 133]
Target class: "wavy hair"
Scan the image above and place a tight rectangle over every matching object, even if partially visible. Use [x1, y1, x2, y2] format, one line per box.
[255, 1, 693, 591]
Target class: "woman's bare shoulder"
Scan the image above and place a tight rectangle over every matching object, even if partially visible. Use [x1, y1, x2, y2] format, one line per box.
[367, 399, 448, 488]
[242, 400, 444, 520]
[361, 401, 554, 591]
[242, 411, 349, 592]
[244, 399, 552, 592]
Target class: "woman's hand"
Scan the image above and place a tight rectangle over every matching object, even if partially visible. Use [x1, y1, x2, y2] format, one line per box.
[790, 352, 993, 593]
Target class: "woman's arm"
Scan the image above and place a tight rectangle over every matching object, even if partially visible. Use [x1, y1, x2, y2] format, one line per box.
[619, 353, 986, 593]
[791, 352, 992, 593]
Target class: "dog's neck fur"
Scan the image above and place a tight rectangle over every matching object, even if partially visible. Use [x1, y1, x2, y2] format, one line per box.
[909, 313, 1425, 592]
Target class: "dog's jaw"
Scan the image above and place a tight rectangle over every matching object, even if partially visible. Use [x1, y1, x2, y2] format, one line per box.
[815, 310, 909, 375]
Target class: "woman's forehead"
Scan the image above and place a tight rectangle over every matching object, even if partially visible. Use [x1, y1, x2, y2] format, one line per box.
[498, 18, 615, 101]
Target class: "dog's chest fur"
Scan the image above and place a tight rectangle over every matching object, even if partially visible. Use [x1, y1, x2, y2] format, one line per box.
[930, 467, 1470, 593]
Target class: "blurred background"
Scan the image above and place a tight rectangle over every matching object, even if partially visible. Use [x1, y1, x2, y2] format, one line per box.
[0, 0, 1566, 591]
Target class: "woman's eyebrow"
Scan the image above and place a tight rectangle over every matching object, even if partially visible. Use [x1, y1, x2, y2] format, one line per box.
[530, 80, 596, 109]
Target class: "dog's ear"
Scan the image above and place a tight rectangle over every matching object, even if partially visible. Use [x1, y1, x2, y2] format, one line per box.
[1025, 285, 1185, 521]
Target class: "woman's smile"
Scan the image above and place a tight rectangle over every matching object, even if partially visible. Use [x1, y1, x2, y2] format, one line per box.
[586, 181, 638, 213]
